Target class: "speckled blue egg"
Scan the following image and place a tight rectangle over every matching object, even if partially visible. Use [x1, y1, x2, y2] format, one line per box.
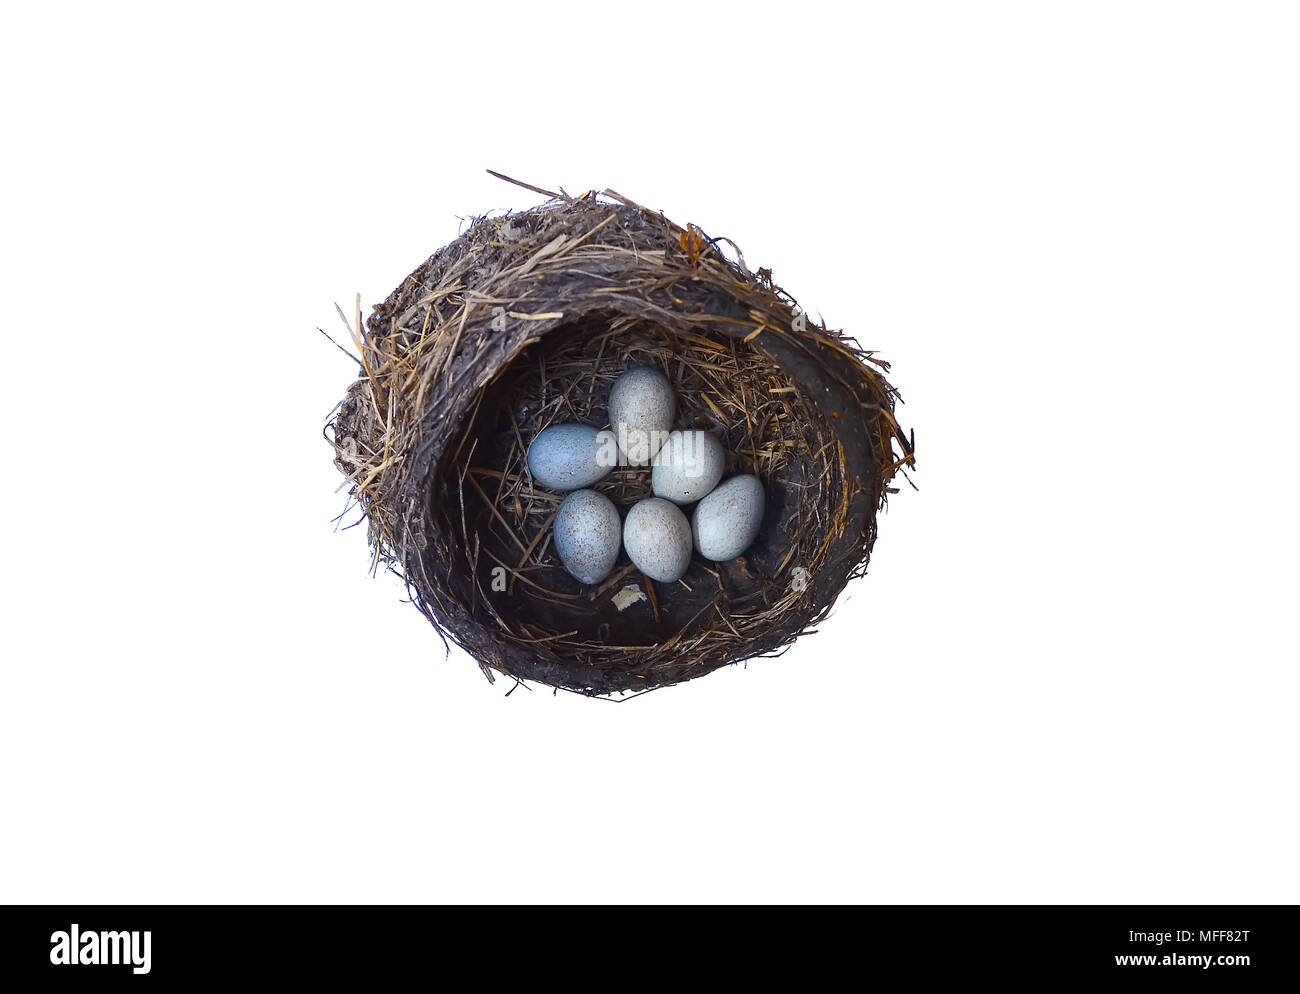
[691, 475, 765, 562]
[553, 490, 621, 586]
[652, 430, 725, 505]
[623, 497, 692, 583]
[608, 367, 675, 466]
[527, 423, 617, 492]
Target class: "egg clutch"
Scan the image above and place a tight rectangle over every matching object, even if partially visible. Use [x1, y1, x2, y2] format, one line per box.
[527, 367, 765, 588]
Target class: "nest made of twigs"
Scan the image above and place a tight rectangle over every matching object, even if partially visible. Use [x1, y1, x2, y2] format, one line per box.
[327, 176, 913, 696]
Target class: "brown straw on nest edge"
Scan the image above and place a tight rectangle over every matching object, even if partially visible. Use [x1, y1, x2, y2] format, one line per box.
[327, 174, 914, 696]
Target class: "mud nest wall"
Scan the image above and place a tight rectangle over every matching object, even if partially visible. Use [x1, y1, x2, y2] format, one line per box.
[328, 182, 913, 695]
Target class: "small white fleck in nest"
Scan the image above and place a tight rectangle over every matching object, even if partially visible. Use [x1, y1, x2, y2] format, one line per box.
[612, 585, 647, 612]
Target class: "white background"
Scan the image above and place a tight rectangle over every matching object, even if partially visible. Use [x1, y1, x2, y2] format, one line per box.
[2, 2, 1296, 904]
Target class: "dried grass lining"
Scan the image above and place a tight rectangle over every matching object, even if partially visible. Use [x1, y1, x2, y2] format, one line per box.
[327, 177, 913, 695]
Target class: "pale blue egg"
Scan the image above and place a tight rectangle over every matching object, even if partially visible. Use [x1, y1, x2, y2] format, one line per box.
[652, 430, 725, 504]
[608, 367, 675, 466]
[553, 490, 621, 585]
[527, 423, 617, 491]
[623, 497, 692, 583]
[692, 475, 765, 562]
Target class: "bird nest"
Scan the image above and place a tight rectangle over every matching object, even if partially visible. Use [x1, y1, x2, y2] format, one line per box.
[327, 176, 914, 696]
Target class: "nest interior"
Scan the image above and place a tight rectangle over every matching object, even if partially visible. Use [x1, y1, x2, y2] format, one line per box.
[329, 180, 913, 695]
